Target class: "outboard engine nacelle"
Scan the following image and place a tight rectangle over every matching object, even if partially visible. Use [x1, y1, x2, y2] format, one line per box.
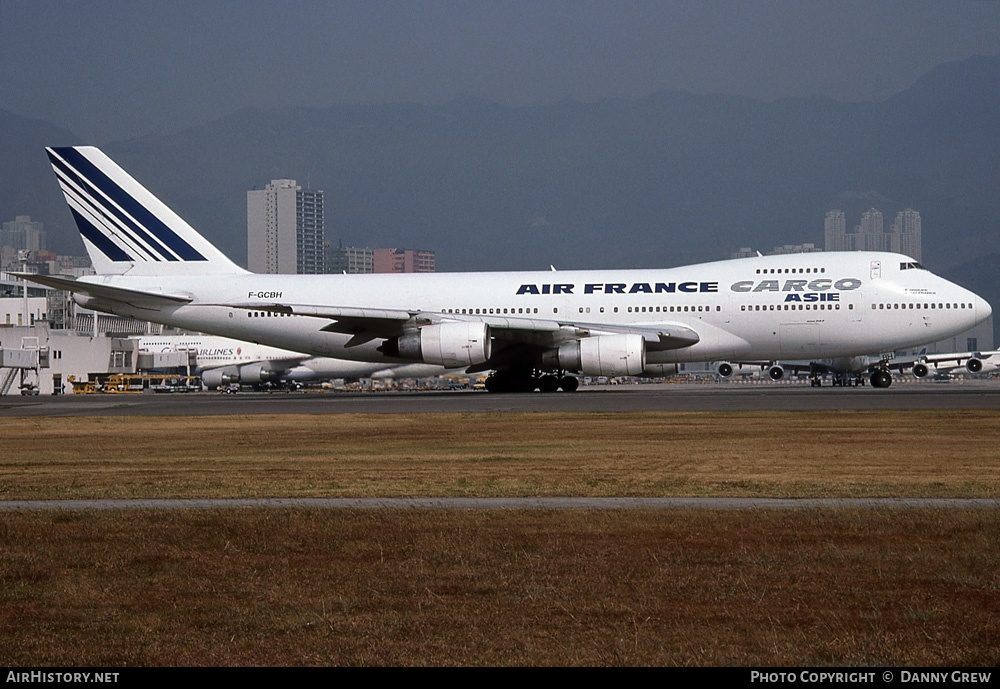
[541, 334, 646, 377]
[966, 357, 984, 373]
[201, 366, 240, 388]
[239, 362, 279, 383]
[379, 322, 491, 367]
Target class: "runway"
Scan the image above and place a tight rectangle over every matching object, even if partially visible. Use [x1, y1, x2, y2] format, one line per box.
[1, 379, 999, 416]
[2, 497, 999, 511]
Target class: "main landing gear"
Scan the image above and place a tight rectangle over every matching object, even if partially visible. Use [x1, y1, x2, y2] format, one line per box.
[484, 369, 579, 393]
[807, 370, 890, 388]
[869, 369, 893, 388]
[815, 373, 865, 387]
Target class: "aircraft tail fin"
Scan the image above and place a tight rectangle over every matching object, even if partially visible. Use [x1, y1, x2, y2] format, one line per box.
[46, 146, 248, 276]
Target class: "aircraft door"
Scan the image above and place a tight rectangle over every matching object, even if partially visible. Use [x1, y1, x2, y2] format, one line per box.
[870, 260, 881, 280]
[778, 323, 819, 357]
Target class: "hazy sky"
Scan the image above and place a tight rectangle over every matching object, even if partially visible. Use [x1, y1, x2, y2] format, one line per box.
[3, 0, 1000, 142]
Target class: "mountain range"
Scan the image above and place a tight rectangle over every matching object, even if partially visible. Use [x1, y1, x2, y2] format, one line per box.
[2, 53, 997, 321]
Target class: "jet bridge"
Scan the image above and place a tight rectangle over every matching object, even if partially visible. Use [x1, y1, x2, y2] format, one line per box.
[0, 338, 48, 395]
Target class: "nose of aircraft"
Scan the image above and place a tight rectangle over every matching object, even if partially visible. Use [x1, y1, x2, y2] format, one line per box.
[978, 294, 993, 323]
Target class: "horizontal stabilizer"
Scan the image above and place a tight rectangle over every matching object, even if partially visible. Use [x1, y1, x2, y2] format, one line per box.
[14, 273, 192, 308]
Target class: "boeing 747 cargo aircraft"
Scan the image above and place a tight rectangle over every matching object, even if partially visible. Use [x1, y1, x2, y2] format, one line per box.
[19, 147, 991, 391]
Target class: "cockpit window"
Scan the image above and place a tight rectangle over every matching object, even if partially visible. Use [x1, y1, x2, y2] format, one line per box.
[900, 262, 925, 271]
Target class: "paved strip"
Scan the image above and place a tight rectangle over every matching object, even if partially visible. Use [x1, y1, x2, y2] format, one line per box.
[2, 497, 998, 510]
[2, 381, 1000, 417]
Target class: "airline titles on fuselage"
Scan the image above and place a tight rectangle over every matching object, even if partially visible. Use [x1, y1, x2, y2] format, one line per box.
[515, 277, 862, 303]
[516, 282, 719, 295]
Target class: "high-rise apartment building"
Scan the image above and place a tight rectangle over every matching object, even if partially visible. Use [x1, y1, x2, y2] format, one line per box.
[373, 248, 436, 273]
[325, 242, 374, 274]
[1, 215, 46, 253]
[823, 210, 847, 252]
[855, 208, 884, 252]
[247, 180, 324, 274]
[890, 209, 922, 262]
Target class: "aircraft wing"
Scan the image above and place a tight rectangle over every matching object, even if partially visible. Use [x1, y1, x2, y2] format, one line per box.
[922, 350, 1000, 366]
[917, 350, 1000, 375]
[13, 273, 193, 308]
[226, 302, 700, 351]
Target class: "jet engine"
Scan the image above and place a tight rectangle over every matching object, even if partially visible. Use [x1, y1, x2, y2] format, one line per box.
[966, 357, 984, 373]
[201, 366, 239, 388]
[238, 362, 280, 383]
[717, 362, 734, 377]
[767, 365, 785, 381]
[541, 334, 646, 377]
[911, 362, 929, 378]
[200, 362, 281, 388]
[379, 322, 491, 367]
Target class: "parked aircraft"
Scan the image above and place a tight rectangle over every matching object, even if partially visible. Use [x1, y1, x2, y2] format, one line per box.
[911, 351, 1000, 378]
[20, 147, 992, 391]
[136, 335, 453, 390]
[715, 354, 921, 387]
[717, 347, 999, 386]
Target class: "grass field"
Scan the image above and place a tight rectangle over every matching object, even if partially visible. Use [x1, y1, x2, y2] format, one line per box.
[2, 410, 999, 499]
[1, 410, 998, 665]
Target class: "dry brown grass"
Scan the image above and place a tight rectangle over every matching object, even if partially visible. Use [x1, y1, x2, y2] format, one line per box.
[1, 410, 999, 499]
[1, 410, 998, 665]
[1, 509, 998, 666]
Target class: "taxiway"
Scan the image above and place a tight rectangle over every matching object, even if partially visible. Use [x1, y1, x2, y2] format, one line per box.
[1, 380, 998, 417]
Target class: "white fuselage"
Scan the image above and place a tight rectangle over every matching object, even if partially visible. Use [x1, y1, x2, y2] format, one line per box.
[79, 252, 989, 368]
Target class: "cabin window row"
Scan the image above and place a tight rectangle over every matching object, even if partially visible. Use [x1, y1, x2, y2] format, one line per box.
[623, 305, 720, 313]
[755, 267, 825, 275]
[873, 303, 972, 310]
[740, 304, 842, 311]
[443, 308, 540, 315]
[441, 305, 722, 316]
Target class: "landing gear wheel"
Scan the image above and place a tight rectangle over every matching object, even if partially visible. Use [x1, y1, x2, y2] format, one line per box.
[538, 375, 560, 393]
[870, 370, 892, 388]
[558, 376, 579, 392]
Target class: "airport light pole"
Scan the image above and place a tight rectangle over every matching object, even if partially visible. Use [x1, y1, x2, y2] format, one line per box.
[18, 250, 29, 327]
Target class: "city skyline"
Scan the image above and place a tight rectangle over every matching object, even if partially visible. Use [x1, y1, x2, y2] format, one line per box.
[825, 208, 922, 262]
[325, 244, 436, 275]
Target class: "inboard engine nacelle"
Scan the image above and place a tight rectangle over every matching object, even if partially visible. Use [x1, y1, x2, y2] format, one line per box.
[541, 334, 646, 377]
[380, 322, 491, 367]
